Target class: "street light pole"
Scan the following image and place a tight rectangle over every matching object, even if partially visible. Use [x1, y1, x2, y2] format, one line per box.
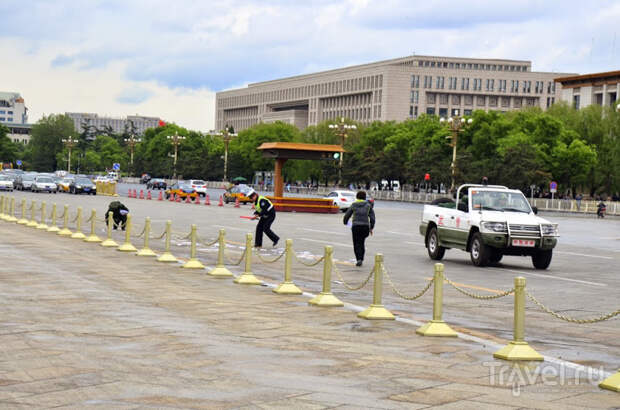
[439, 116, 473, 192]
[328, 117, 356, 186]
[61, 136, 77, 173]
[123, 134, 142, 177]
[214, 127, 238, 182]
[166, 132, 185, 179]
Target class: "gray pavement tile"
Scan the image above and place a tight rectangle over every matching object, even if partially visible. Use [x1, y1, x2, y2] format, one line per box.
[389, 387, 482, 406]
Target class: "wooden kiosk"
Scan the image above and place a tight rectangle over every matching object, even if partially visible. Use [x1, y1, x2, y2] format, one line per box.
[257, 142, 344, 213]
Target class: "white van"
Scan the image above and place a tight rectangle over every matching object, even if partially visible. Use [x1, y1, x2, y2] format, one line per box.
[107, 171, 119, 181]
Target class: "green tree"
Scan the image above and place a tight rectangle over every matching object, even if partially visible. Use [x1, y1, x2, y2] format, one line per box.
[0, 124, 20, 165]
[30, 114, 75, 171]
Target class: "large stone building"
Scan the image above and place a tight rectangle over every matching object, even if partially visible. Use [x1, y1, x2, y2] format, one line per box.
[0, 92, 28, 125]
[215, 55, 574, 132]
[65, 112, 161, 136]
[555, 70, 620, 110]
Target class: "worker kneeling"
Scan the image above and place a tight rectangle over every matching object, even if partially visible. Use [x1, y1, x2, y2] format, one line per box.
[105, 201, 130, 231]
[247, 189, 280, 248]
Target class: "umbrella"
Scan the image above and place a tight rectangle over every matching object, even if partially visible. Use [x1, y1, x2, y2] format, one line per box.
[232, 176, 247, 182]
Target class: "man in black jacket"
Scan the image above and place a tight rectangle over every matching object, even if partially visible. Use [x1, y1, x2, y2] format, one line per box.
[105, 201, 129, 230]
[343, 191, 376, 266]
[247, 189, 280, 248]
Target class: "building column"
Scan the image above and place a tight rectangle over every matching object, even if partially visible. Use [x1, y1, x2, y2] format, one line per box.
[274, 158, 287, 198]
[602, 84, 608, 106]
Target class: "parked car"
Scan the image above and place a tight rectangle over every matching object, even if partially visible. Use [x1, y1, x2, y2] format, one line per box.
[31, 175, 58, 193]
[140, 173, 151, 184]
[223, 184, 252, 204]
[69, 177, 96, 195]
[57, 177, 74, 193]
[15, 173, 37, 191]
[146, 178, 167, 190]
[324, 190, 356, 211]
[165, 182, 198, 201]
[188, 179, 207, 197]
[0, 175, 14, 191]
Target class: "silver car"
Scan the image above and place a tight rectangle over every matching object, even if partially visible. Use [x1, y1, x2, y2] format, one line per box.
[32, 175, 58, 193]
[0, 175, 14, 191]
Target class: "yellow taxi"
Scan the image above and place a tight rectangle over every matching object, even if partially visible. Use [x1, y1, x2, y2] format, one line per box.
[58, 177, 74, 193]
[165, 181, 199, 201]
[223, 184, 252, 204]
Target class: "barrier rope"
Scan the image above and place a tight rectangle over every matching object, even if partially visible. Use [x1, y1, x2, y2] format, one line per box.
[131, 224, 146, 239]
[172, 229, 192, 240]
[70, 211, 79, 223]
[526, 291, 620, 324]
[85, 213, 94, 223]
[333, 262, 374, 291]
[382, 266, 434, 301]
[444, 276, 514, 300]
[197, 235, 218, 247]
[150, 228, 167, 240]
[254, 248, 286, 264]
[58, 208, 67, 220]
[225, 246, 246, 266]
[293, 252, 325, 267]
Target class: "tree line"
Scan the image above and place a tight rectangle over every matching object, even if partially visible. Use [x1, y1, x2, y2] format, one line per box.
[2, 102, 618, 198]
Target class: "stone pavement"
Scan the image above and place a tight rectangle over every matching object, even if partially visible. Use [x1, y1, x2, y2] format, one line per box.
[0, 223, 617, 409]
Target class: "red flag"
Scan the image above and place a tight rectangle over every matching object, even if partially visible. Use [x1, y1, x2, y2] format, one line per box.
[158, 120, 166, 127]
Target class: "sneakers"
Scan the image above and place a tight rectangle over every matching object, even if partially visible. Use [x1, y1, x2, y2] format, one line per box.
[272, 239, 279, 248]
[356, 260, 363, 267]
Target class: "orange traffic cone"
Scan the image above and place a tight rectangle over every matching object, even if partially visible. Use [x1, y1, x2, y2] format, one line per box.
[205, 194, 210, 206]
[139, 190, 144, 199]
[218, 195, 224, 207]
[195, 195, 201, 205]
[158, 191, 163, 201]
[147, 191, 152, 200]
[176, 194, 181, 202]
[234, 197, 240, 208]
[185, 195, 191, 204]
[133, 189, 137, 198]
[169, 193, 174, 202]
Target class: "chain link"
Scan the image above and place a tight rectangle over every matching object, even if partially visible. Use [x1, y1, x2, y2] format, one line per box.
[333, 262, 374, 291]
[293, 252, 325, 267]
[197, 235, 218, 247]
[382, 266, 434, 301]
[444, 276, 515, 300]
[150, 228, 167, 240]
[70, 212, 79, 223]
[254, 248, 286, 264]
[224, 246, 246, 266]
[526, 291, 620, 324]
[171, 229, 192, 240]
[131, 224, 146, 238]
[58, 208, 66, 220]
[85, 213, 94, 223]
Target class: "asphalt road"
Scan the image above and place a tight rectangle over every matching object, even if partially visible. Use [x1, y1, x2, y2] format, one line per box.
[6, 184, 620, 373]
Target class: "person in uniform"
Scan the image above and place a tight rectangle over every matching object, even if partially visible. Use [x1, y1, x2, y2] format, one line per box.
[247, 189, 280, 248]
[343, 191, 376, 266]
[105, 201, 129, 230]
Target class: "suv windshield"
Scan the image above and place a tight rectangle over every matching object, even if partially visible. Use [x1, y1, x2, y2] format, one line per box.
[471, 190, 531, 213]
[76, 178, 92, 184]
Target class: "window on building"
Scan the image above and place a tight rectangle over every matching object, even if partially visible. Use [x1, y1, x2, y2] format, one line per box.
[439, 108, 448, 117]
[427, 107, 435, 115]
[573, 95, 580, 109]
[473, 64, 479, 69]
[411, 75, 419, 88]
[7, 111, 12, 114]
[7, 118, 12, 122]
[0, 110, 4, 114]
[414, 106, 418, 117]
[452, 108, 460, 116]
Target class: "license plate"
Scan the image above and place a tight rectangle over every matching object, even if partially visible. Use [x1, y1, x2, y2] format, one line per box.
[512, 239, 535, 247]
[84, 188, 90, 191]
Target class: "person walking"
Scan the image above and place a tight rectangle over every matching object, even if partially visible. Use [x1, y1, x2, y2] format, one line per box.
[343, 191, 375, 267]
[247, 189, 280, 248]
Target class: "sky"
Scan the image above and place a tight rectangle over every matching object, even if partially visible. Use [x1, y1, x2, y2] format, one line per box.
[1, 0, 619, 132]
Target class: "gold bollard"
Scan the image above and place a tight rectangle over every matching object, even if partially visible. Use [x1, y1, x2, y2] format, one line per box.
[182, 224, 205, 269]
[493, 276, 543, 361]
[57, 205, 73, 236]
[26, 201, 38, 227]
[600, 369, 620, 392]
[0, 196, 6, 220]
[7, 197, 17, 223]
[47, 204, 60, 232]
[36, 202, 49, 230]
[233, 233, 262, 285]
[273, 239, 302, 294]
[309, 246, 344, 307]
[101, 212, 118, 247]
[208, 229, 233, 277]
[17, 199, 29, 225]
[84, 209, 102, 243]
[416, 263, 457, 336]
[136, 217, 156, 256]
[70, 207, 86, 239]
[117, 214, 137, 252]
[157, 220, 177, 262]
[358, 254, 395, 320]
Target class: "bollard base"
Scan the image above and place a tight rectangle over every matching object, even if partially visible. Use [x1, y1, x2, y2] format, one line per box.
[6, 216, 17, 223]
[17, 218, 29, 225]
[357, 304, 395, 320]
[308, 292, 344, 307]
[36, 223, 49, 230]
[84, 234, 102, 243]
[599, 370, 620, 392]
[57, 228, 73, 236]
[71, 232, 87, 240]
[273, 281, 302, 295]
[493, 341, 543, 361]
[101, 238, 118, 247]
[208, 265, 233, 277]
[136, 247, 157, 257]
[117, 243, 137, 252]
[26, 221, 38, 227]
[416, 320, 458, 337]
[47, 226, 60, 233]
[182, 258, 205, 269]
[157, 252, 177, 263]
[234, 272, 262, 285]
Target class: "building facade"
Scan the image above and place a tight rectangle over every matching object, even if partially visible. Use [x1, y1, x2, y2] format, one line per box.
[5, 123, 32, 145]
[65, 113, 161, 136]
[555, 71, 620, 110]
[0, 92, 28, 125]
[215, 55, 574, 132]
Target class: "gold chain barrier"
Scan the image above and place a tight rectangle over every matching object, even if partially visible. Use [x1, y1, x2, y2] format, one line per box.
[272, 239, 302, 295]
[182, 224, 205, 269]
[17, 199, 28, 225]
[6, 197, 17, 223]
[224, 241, 247, 266]
[333, 261, 374, 291]
[233, 233, 262, 285]
[101, 211, 119, 247]
[84, 209, 102, 243]
[444, 276, 515, 300]
[208, 229, 233, 277]
[117, 214, 137, 252]
[157, 220, 177, 262]
[357, 254, 395, 320]
[0, 196, 4, 220]
[36, 201, 49, 230]
[26, 200, 38, 227]
[131, 223, 147, 239]
[382, 265, 433, 301]
[292, 248, 325, 267]
[47, 203, 60, 233]
[525, 291, 620, 324]
[70, 207, 86, 239]
[254, 247, 286, 264]
[57, 205, 72, 236]
[416, 263, 457, 337]
[136, 217, 157, 257]
[308, 246, 344, 307]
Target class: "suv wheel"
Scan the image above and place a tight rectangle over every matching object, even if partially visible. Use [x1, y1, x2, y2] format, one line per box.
[532, 250, 553, 270]
[470, 232, 490, 267]
[427, 226, 446, 260]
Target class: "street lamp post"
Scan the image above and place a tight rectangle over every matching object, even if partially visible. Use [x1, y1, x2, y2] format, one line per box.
[61, 136, 77, 173]
[439, 116, 473, 192]
[123, 134, 142, 176]
[214, 127, 238, 182]
[328, 117, 356, 186]
[167, 132, 185, 179]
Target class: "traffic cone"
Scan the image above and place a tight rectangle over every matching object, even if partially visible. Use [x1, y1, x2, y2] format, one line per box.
[139, 190, 144, 199]
[234, 197, 240, 208]
[176, 194, 181, 202]
[205, 194, 210, 206]
[158, 191, 163, 201]
[218, 195, 224, 206]
[147, 191, 152, 200]
[195, 195, 201, 205]
[169, 193, 174, 202]
[185, 195, 191, 204]
[133, 189, 137, 198]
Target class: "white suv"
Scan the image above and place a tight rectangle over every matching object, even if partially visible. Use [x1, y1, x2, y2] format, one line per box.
[32, 176, 58, 193]
[188, 179, 207, 197]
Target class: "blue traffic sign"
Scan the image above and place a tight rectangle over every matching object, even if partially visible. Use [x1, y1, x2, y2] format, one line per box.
[16, 160, 22, 166]
[549, 181, 557, 192]
[112, 163, 120, 171]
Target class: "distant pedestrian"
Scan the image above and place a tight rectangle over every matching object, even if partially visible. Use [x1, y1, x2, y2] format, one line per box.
[343, 191, 375, 267]
[576, 193, 582, 211]
[247, 189, 280, 248]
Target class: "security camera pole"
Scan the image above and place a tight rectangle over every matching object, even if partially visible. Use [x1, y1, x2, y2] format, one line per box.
[61, 136, 78, 173]
[123, 133, 142, 177]
[167, 132, 185, 179]
[214, 126, 238, 182]
[440, 116, 473, 192]
[329, 117, 356, 186]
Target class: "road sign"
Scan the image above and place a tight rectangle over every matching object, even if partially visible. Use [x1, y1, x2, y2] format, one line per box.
[112, 163, 120, 171]
[16, 160, 22, 166]
[550, 181, 557, 193]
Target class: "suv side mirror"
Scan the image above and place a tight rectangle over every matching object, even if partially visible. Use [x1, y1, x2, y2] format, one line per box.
[457, 202, 468, 212]
[532, 206, 538, 215]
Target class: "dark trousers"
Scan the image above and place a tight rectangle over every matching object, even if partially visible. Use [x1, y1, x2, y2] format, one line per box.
[351, 225, 370, 262]
[255, 213, 279, 246]
[106, 213, 127, 230]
